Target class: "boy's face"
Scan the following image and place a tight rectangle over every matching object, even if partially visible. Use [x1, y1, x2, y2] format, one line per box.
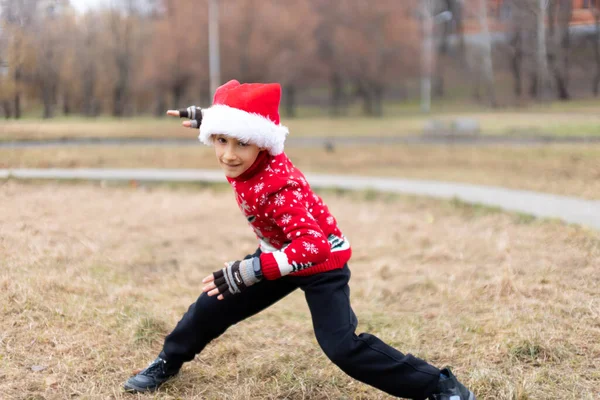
[213, 134, 263, 178]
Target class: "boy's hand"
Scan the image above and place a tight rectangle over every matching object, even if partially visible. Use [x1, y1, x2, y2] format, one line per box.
[166, 106, 203, 129]
[202, 258, 262, 300]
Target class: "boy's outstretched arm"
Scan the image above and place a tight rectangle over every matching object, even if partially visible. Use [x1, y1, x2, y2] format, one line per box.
[166, 106, 203, 129]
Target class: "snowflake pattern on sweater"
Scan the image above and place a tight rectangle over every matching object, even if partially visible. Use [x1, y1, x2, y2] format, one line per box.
[226, 151, 351, 280]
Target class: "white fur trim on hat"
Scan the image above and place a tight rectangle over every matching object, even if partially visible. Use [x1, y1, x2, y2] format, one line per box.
[198, 105, 289, 155]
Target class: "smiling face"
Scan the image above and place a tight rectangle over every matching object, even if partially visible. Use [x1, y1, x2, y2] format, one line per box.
[213, 134, 263, 178]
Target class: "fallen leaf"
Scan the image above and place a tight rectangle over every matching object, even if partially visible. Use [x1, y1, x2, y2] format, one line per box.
[45, 376, 59, 388]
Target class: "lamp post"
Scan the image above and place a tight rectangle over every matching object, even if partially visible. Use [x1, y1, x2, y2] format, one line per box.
[208, 0, 221, 96]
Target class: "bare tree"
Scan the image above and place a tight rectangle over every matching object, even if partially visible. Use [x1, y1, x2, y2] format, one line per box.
[447, 0, 467, 66]
[506, 0, 551, 100]
[546, 0, 572, 100]
[336, 0, 419, 116]
[106, 2, 135, 117]
[451, 0, 497, 105]
[428, 0, 459, 98]
[593, 0, 600, 95]
[536, 0, 550, 99]
[0, 0, 39, 118]
[311, 0, 346, 116]
[476, 0, 497, 106]
[142, 0, 208, 112]
[0, 9, 12, 118]
[77, 13, 102, 116]
[421, 0, 435, 112]
[5, 0, 600, 117]
[261, 0, 319, 117]
[33, 2, 67, 118]
[507, 0, 526, 97]
[223, 0, 262, 82]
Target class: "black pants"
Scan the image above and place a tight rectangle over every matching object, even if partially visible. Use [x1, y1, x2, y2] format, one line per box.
[160, 252, 440, 399]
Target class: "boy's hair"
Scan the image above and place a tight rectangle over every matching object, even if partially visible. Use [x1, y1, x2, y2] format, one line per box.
[199, 80, 289, 155]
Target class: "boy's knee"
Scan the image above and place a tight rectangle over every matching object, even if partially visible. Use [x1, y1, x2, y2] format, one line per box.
[318, 335, 355, 369]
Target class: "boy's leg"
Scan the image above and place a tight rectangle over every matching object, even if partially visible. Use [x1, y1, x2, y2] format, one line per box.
[124, 250, 299, 393]
[299, 265, 440, 400]
[160, 276, 298, 366]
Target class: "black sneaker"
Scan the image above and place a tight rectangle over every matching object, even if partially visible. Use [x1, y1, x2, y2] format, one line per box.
[123, 357, 180, 393]
[429, 368, 476, 400]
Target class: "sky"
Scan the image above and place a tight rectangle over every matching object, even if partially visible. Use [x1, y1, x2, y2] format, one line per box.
[69, 0, 105, 13]
[68, 0, 155, 14]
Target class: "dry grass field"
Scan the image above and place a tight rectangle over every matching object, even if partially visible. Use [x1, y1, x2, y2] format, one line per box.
[2, 143, 599, 200]
[2, 104, 600, 141]
[1, 181, 599, 399]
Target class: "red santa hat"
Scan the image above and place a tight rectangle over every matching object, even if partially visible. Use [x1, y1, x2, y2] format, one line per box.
[199, 80, 289, 155]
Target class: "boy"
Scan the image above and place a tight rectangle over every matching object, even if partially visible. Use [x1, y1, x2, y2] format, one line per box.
[123, 80, 475, 400]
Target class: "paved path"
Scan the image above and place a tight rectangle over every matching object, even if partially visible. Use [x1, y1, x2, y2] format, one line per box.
[2, 134, 600, 148]
[2, 168, 599, 231]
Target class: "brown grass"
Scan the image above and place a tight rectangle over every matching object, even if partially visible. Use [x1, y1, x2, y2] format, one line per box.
[2, 107, 600, 141]
[1, 181, 599, 399]
[2, 143, 599, 200]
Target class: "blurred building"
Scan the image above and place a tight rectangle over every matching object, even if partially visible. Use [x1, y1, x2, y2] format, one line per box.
[484, 0, 597, 27]
[459, 0, 598, 46]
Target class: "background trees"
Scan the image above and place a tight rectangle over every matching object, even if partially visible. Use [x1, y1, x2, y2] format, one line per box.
[0, 0, 598, 119]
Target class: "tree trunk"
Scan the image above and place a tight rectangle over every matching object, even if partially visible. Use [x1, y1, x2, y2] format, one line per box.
[43, 102, 54, 119]
[113, 85, 126, 117]
[237, 2, 255, 83]
[373, 83, 383, 117]
[112, 52, 130, 117]
[82, 67, 96, 117]
[42, 88, 56, 119]
[330, 72, 344, 117]
[13, 64, 22, 119]
[2, 101, 11, 119]
[110, 8, 133, 117]
[472, 75, 482, 102]
[421, 0, 434, 113]
[14, 92, 21, 119]
[449, 0, 466, 66]
[433, 74, 444, 98]
[434, 9, 451, 98]
[593, 12, 600, 95]
[356, 81, 384, 117]
[547, 0, 571, 100]
[536, 0, 549, 100]
[511, 32, 523, 97]
[63, 92, 71, 116]
[355, 81, 374, 116]
[478, 0, 497, 107]
[284, 84, 296, 118]
[41, 73, 58, 119]
[172, 81, 185, 109]
[201, 85, 211, 105]
[530, 71, 538, 97]
[154, 91, 166, 117]
[553, 74, 569, 99]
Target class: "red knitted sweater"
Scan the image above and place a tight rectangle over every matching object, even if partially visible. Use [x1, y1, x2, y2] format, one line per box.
[226, 151, 352, 280]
